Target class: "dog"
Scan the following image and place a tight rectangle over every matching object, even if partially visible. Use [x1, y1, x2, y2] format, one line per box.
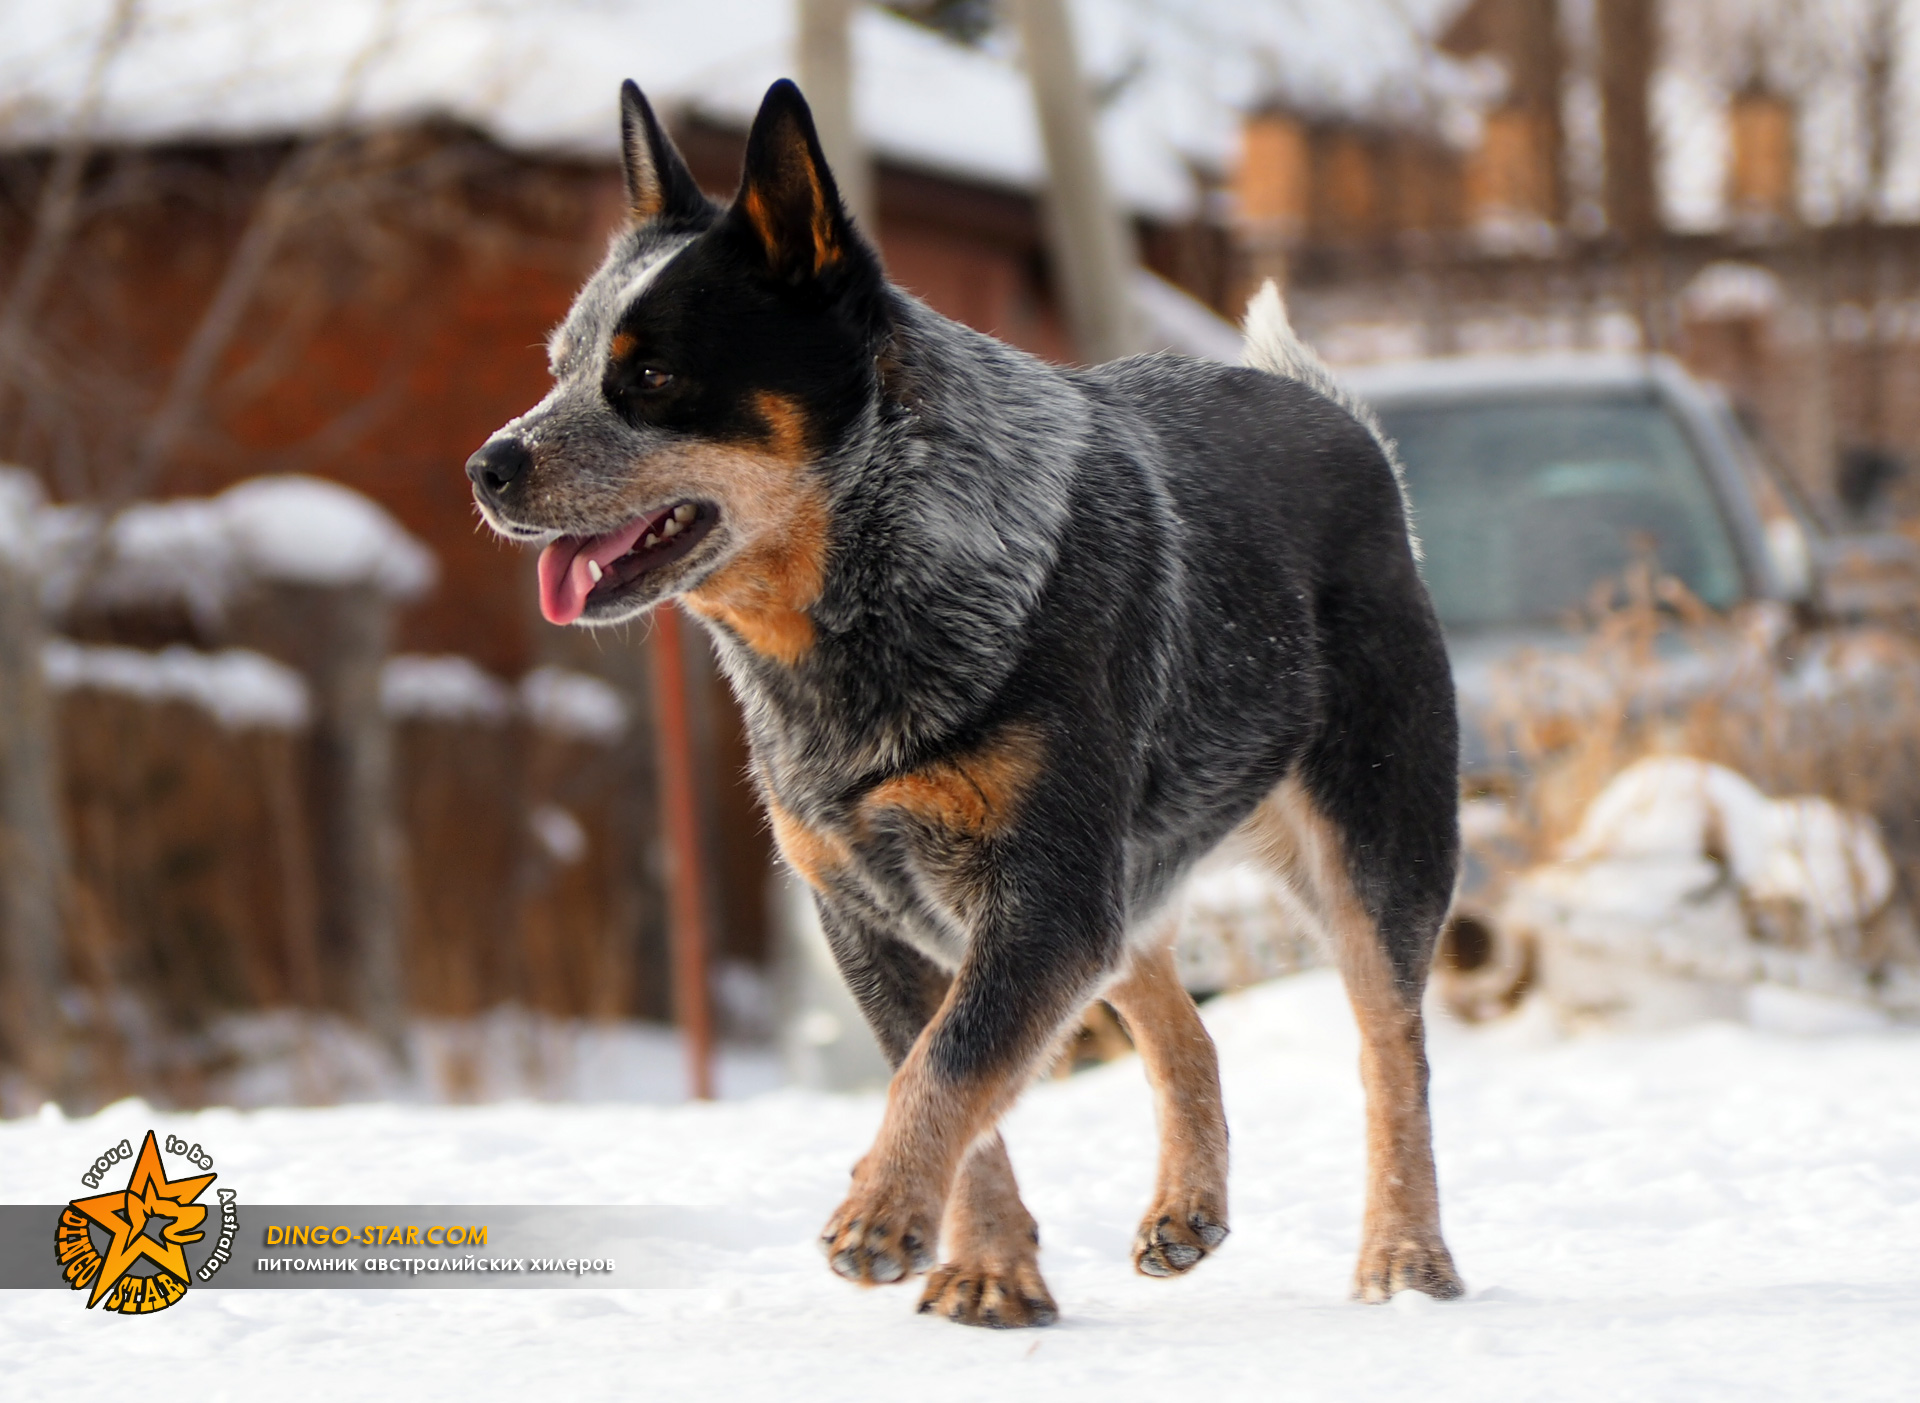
[467, 78, 1463, 1327]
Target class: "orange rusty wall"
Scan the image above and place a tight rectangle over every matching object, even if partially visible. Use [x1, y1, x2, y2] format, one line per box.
[0, 139, 622, 676]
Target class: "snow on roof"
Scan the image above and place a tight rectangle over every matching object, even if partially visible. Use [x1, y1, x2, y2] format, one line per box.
[1134, 269, 1243, 361]
[0, 0, 1484, 220]
[44, 638, 312, 729]
[39, 473, 436, 624]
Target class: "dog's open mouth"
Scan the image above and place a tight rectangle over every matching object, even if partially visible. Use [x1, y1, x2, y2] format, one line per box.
[536, 500, 717, 624]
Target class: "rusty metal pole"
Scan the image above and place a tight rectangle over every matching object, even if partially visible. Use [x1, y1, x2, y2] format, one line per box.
[649, 603, 716, 1100]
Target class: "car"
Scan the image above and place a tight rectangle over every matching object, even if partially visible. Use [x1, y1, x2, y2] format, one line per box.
[1344, 352, 1920, 1015]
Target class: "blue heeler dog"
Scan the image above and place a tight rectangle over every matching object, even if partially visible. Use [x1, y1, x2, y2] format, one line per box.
[468, 78, 1463, 1328]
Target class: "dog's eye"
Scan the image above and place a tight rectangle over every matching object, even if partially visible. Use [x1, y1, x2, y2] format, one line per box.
[638, 368, 673, 391]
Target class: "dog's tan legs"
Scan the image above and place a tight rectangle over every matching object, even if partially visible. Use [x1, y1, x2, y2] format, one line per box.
[1243, 777, 1463, 1301]
[1342, 949, 1461, 1300]
[917, 1132, 1057, 1327]
[1103, 937, 1229, 1277]
[819, 988, 1051, 1290]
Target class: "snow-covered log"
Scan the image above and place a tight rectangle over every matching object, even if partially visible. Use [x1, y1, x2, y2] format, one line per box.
[1504, 756, 1920, 1025]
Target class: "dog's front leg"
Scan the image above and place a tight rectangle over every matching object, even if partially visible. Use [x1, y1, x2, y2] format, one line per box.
[820, 908, 1116, 1293]
[917, 1132, 1056, 1327]
[815, 902, 1059, 1323]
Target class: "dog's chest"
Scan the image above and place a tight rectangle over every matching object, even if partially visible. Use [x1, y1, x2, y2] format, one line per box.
[765, 782, 1004, 968]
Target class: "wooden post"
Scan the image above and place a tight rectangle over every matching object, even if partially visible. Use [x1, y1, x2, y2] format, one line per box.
[796, 0, 874, 233]
[236, 580, 408, 1061]
[1597, 0, 1659, 247]
[650, 604, 715, 1100]
[0, 472, 68, 1100]
[1013, 0, 1146, 364]
[322, 583, 408, 1061]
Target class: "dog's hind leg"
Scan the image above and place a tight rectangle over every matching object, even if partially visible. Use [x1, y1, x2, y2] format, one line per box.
[816, 902, 1057, 1324]
[1103, 927, 1229, 1277]
[1242, 774, 1464, 1302]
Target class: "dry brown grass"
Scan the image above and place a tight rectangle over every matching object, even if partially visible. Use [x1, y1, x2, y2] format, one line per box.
[1453, 554, 1920, 1010]
[1484, 556, 1920, 884]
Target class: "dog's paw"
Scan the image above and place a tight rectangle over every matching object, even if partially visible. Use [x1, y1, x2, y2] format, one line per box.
[1132, 1192, 1229, 1278]
[917, 1259, 1058, 1328]
[819, 1188, 938, 1286]
[1352, 1233, 1464, 1302]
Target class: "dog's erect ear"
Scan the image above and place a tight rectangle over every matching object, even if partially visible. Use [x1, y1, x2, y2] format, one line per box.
[728, 79, 861, 284]
[620, 80, 710, 226]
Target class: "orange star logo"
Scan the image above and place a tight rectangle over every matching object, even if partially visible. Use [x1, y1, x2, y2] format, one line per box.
[57, 1131, 215, 1313]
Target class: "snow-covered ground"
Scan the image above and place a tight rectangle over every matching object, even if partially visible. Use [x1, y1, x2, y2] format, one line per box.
[4, 970, 1917, 1401]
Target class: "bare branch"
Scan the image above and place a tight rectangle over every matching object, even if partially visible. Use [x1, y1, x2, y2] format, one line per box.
[0, 0, 139, 414]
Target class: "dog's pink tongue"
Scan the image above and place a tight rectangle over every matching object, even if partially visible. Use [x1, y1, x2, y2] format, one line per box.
[536, 514, 662, 625]
[537, 537, 594, 625]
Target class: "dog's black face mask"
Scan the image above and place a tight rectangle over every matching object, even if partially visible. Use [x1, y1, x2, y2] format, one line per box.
[467, 78, 886, 636]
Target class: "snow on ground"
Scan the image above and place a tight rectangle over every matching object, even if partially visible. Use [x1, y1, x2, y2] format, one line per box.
[4, 970, 1918, 1401]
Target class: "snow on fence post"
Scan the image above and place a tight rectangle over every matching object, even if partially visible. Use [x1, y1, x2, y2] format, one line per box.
[0, 469, 69, 1101]
[215, 478, 435, 1063]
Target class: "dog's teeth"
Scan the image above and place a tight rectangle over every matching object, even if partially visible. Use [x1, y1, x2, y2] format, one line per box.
[586, 560, 603, 583]
[673, 503, 696, 524]
[644, 533, 659, 548]
[662, 517, 682, 538]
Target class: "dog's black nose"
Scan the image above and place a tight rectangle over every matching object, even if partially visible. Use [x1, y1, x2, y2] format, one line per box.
[467, 438, 532, 495]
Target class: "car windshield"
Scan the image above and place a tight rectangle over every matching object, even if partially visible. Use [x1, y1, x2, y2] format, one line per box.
[1374, 391, 1746, 631]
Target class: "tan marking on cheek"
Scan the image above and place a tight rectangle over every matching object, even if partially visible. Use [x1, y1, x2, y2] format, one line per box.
[861, 725, 1044, 838]
[767, 797, 851, 889]
[753, 390, 810, 459]
[609, 332, 637, 361]
[681, 391, 828, 666]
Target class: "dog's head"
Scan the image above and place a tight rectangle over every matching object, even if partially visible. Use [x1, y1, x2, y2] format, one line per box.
[468, 79, 885, 643]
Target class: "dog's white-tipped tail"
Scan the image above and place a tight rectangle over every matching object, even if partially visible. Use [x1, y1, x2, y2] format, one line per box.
[1241, 279, 1306, 379]
[1239, 279, 1423, 559]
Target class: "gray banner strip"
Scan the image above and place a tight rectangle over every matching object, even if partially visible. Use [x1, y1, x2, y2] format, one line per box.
[4, 1206, 727, 1290]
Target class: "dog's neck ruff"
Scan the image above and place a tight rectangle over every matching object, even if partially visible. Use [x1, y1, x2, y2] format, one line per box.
[708, 298, 1093, 781]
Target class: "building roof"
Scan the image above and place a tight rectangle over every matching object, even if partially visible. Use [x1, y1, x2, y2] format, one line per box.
[0, 0, 1484, 220]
